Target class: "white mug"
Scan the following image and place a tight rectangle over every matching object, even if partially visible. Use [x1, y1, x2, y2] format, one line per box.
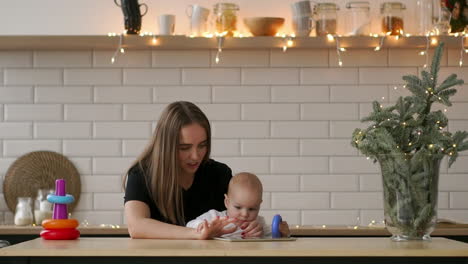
[186, 4, 210, 36]
[291, 0, 312, 17]
[292, 15, 314, 36]
[158, 14, 176, 35]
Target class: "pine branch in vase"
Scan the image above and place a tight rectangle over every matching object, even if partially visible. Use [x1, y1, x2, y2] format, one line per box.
[351, 42, 468, 240]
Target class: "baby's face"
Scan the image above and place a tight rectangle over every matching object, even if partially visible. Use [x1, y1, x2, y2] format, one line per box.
[224, 187, 262, 222]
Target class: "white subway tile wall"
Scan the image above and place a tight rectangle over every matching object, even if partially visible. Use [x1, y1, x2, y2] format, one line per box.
[0, 48, 467, 227]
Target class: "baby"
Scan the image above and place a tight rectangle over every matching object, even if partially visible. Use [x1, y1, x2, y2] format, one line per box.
[187, 172, 290, 238]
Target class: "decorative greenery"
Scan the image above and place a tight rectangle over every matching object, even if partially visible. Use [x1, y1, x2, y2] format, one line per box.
[351, 42, 468, 239]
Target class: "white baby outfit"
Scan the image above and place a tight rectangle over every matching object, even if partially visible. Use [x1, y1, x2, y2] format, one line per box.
[186, 209, 271, 238]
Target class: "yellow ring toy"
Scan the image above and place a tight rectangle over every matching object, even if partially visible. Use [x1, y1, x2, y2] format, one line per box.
[42, 219, 79, 229]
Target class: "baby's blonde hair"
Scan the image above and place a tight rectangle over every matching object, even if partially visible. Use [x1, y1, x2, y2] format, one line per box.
[228, 172, 263, 196]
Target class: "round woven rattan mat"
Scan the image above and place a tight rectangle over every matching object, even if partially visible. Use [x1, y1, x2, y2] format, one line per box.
[3, 151, 81, 213]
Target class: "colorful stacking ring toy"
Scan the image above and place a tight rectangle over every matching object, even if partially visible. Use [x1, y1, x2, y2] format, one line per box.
[40, 179, 80, 240]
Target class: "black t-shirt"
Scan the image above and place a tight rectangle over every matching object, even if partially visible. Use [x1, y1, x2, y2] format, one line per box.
[124, 159, 232, 224]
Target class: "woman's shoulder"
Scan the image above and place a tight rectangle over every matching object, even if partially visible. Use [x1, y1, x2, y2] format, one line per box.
[127, 162, 148, 178]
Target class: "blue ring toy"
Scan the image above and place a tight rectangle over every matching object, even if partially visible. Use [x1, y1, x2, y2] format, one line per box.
[47, 194, 75, 204]
[271, 214, 282, 238]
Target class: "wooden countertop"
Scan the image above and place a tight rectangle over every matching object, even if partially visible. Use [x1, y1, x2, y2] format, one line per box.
[291, 223, 468, 236]
[1, 237, 468, 257]
[1, 223, 467, 236]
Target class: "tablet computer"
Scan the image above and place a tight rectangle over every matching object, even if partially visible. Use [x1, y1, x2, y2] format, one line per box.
[214, 237, 296, 242]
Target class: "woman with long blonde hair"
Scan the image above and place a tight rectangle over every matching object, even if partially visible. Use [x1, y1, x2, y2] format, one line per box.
[124, 101, 265, 239]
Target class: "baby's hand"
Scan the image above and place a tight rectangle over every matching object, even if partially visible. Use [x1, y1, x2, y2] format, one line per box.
[279, 221, 291, 238]
[240, 219, 264, 238]
[195, 216, 238, 240]
[196, 222, 205, 233]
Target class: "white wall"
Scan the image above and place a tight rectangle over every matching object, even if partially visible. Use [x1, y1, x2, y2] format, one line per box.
[0, 47, 467, 226]
[0, 0, 423, 35]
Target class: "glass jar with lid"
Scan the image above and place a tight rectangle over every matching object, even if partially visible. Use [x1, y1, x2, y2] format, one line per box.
[433, 4, 451, 35]
[14, 197, 33, 226]
[34, 189, 53, 225]
[415, 0, 433, 36]
[213, 2, 239, 37]
[381, 2, 406, 35]
[314, 2, 339, 36]
[345, 1, 370, 36]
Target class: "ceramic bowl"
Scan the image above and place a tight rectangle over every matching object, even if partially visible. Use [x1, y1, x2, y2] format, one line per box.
[243, 17, 285, 36]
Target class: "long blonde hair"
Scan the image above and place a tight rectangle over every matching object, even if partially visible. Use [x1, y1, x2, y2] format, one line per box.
[125, 101, 211, 225]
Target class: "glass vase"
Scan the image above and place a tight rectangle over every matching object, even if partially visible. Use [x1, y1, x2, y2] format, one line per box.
[377, 153, 442, 241]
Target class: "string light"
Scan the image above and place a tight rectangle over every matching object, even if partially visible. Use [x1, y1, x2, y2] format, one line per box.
[374, 35, 386, 51]
[215, 34, 225, 64]
[334, 35, 344, 67]
[282, 35, 294, 52]
[105, 29, 453, 72]
[459, 33, 466, 67]
[110, 32, 124, 64]
[422, 34, 430, 68]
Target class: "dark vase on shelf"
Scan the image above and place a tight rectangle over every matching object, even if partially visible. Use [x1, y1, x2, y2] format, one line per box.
[114, 0, 148, 34]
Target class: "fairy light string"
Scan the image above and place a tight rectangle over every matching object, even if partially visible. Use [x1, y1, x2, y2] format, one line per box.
[105, 28, 464, 74]
[459, 33, 467, 67]
[374, 34, 386, 51]
[215, 35, 225, 64]
[282, 34, 295, 52]
[333, 35, 345, 67]
[110, 32, 124, 64]
[419, 34, 430, 68]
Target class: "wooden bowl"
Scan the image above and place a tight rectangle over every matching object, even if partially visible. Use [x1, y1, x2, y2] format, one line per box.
[244, 17, 285, 36]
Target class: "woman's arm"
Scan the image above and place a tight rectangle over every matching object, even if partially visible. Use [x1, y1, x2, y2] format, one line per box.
[125, 201, 236, 239]
[125, 201, 200, 239]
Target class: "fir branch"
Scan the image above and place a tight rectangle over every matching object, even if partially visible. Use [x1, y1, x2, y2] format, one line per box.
[436, 74, 464, 93]
[351, 43, 467, 237]
[430, 42, 444, 85]
[402, 75, 426, 97]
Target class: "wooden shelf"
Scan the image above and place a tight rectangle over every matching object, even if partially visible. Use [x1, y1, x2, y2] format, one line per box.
[0, 35, 465, 50]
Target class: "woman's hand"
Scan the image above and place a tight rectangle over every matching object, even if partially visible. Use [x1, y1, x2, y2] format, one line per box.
[195, 216, 237, 240]
[239, 219, 263, 238]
